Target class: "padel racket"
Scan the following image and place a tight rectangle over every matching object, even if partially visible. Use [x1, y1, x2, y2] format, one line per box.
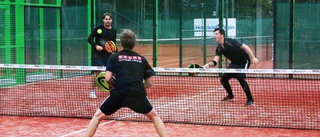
[95, 72, 116, 92]
[187, 63, 201, 76]
[98, 39, 117, 53]
[106, 41, 117, 53]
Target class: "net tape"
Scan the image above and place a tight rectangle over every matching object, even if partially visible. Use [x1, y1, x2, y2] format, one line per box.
[1, 64, 320, 74]
[0, 64, 104, 71]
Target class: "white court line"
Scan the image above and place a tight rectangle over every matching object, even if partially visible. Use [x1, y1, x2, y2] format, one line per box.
[154, 56, 202, 63]
[157, 57, 204, 67]
[60, 88, 217, 137]
[59, 120, 116, 137]
[60, 110, 143, 137]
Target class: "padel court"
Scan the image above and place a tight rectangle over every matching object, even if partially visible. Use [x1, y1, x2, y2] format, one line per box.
[1, 1, 320, 136]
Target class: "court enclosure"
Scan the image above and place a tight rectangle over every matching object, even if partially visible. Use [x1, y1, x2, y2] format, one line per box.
[1, 1, 320, 136]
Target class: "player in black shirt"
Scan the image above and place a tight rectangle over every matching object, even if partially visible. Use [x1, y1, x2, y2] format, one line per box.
[87, 12, 117, 98]
[85, 29, 167, 137]
[203, 28, 259, 106]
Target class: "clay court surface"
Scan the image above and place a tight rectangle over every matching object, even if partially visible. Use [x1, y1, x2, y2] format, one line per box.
[130, 43, 274, 68]
[1, 116, 319, 137]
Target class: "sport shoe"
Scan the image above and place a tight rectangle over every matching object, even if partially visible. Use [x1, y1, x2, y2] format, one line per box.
[245, 101, 254, 106]
[222, 95, 234, 101]
[89, 90, 97, 98]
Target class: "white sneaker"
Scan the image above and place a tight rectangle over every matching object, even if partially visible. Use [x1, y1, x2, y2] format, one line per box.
[89, 90, 97, 98]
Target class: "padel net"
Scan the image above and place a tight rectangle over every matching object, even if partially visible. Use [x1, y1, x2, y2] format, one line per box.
[0, 64, 319, 130]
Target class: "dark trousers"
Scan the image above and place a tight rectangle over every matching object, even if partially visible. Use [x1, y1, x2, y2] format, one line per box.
[220, 61, 254, 102]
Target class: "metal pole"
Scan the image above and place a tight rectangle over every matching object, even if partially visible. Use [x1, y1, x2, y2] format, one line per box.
[289, 0, 294, 70]
[179, 0, 183, 68]
[201, 2, 207, 64]
[152, 0, 158, 67]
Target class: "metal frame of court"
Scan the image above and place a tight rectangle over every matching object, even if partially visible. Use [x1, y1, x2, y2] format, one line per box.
[1, 0, 320, 136]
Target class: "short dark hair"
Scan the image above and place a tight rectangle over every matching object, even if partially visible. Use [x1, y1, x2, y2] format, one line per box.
[214, 28, 225, 36]
[102, 12, 112, 19]
[120, 29, 136, 50]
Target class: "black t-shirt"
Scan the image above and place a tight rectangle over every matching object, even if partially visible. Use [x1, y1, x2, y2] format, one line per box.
[215, 38, 250, 63]
[106, 50, 155, 97]
[87, 25, 117, 59]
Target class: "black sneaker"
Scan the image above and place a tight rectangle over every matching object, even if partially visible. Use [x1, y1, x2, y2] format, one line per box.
[222, 95, 234, 101]
[245, 101, 254, 106]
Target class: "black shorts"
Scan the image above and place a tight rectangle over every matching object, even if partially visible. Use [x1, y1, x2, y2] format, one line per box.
[99, 91, 153, 115]
[91, 58, 108, 74]
[223, 60, 251, 79]
[92, 58, 108, 67]
[228, 60, 251, 69]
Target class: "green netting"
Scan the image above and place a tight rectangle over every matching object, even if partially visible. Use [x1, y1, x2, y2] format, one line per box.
[274, 2, 320, 69]
[61, 6, 89, 66]
[0, 7, 5, 64]
[1, 0, 320, 69]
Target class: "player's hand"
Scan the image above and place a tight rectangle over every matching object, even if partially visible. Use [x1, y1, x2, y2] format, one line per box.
[202, 64, 210, 68]
[95, 45, 103, 51]
[252, 57, 259, 64]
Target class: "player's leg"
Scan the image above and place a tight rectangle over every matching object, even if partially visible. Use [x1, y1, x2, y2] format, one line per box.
[85, 109, 107, 137]
[127, 97, 167, 137]
[89, 71, 99, 98]
[220, 73, 235, 101]
[89, 59, 104, 98]
[145, 109, 168, 137]
[238, 60, 254, 105]
[236, 73, 254, 105]
[85, 94, 123, 136]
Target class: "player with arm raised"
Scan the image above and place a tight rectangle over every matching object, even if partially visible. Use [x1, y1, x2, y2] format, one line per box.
[203, 28, 259, 106]
[85, 29, 167, 137]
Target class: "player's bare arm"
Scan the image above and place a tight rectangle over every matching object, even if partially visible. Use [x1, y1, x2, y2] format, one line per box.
[241, 44, 259, 64]
[144, 76, 153, 89]
[203, 56, 220, 68]
[105, 71, 113, 82]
